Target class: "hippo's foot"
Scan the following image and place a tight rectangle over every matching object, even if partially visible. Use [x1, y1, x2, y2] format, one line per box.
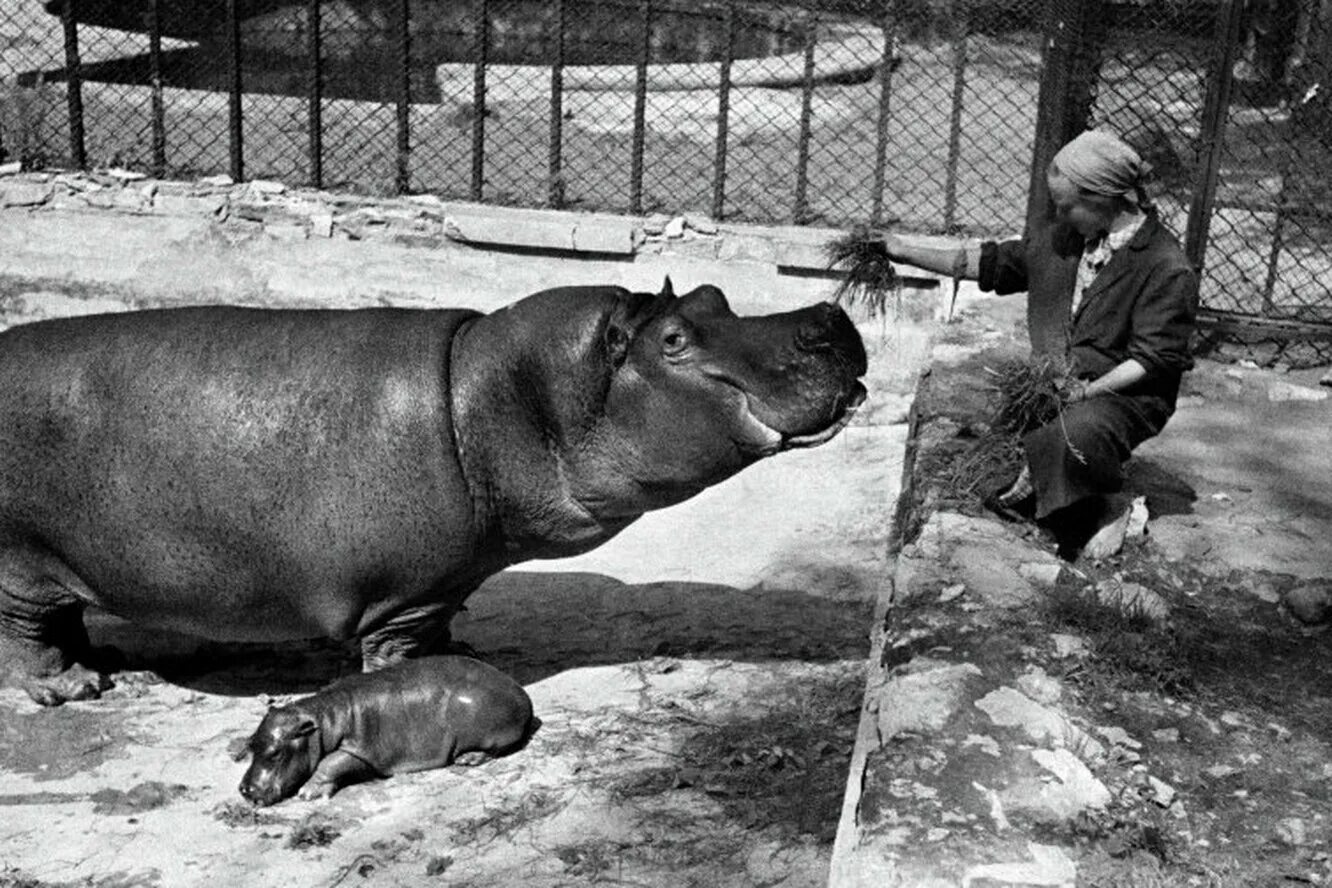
[296, 779, 338, 802]
[452, 750, 496, 767]
[298, 749, 378, 800]
[1, 570, 108, 706]
[359, 602, 469, 672]
[19, 663, 113, 707]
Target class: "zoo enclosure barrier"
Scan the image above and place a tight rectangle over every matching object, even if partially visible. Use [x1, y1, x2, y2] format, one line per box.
[1, 0, 1330, 364]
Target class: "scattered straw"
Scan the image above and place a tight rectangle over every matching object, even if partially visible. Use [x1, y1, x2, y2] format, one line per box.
[825, 225, 901, 317]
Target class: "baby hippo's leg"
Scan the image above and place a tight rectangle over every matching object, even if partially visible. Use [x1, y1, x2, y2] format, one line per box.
[297, 750, 379, 800]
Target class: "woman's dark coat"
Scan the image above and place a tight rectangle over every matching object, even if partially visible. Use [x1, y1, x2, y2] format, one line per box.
[978, 212, 1199, 517]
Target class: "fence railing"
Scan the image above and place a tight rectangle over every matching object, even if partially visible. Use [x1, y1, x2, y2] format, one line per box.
[3, 0, 1049, 234]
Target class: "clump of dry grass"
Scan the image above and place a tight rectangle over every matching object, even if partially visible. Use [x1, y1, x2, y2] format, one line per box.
[988, 352, 1072, 435]
[825, 224, 901, 317]
[286, 812, 343, 849]
[940, 353, 1082, 501]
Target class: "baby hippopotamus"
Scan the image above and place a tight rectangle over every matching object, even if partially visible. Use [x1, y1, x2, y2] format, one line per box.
[237, 656, 534, 806]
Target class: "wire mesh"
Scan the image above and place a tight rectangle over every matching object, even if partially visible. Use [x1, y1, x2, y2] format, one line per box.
[1088, 0, 1332, 364]
[1, 0, 1329, 361]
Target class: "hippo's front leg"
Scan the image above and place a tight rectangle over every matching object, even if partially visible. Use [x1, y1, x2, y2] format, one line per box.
[358, 600, 473, 672]
[297, 750, 380, 801]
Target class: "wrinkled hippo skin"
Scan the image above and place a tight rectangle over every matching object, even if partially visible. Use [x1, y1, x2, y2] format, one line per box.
[0, 280, 867, 704]
[237, 655, 534, 806]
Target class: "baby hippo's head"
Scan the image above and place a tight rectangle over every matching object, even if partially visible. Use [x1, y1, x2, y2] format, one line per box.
[237, 706, 320, 807]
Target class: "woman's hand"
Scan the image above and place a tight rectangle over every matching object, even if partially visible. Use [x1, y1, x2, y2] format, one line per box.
[1058, 377, 1090, 403]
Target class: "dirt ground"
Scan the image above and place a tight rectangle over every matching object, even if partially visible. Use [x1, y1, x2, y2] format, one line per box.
[0, 267, 920, 888]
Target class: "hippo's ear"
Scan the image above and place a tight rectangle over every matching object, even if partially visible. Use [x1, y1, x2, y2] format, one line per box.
[229, 735, 254, 762]
[660, 276, 675, 299]
[604, 322, 630, 369]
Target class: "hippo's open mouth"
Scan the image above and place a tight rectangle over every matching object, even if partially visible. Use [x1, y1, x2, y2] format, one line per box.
[728, 382, 867, 457]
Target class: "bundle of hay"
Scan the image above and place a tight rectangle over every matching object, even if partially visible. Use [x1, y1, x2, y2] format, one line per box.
[942, 353, 1082, 501]
[824, 225, 900, 317]
[988, 353, 1071, 436]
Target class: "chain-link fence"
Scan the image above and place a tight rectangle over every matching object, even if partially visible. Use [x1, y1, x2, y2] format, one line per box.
[2, 0, 1330, 362]
[2, 0, 1047, 231]
[1080, 0, 1332, 365]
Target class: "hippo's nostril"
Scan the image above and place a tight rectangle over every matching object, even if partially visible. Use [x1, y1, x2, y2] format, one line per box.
[795, 302, 855, 352]
[795, 327, 827, 350]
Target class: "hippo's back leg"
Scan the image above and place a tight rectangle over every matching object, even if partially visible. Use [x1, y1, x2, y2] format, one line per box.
[0, 542, 112, 706]
[358, 599, 474, 672]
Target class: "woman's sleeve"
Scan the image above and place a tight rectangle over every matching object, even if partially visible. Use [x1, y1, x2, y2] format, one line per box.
[978, 237, 1030, 295]
[1128, 265, 1199, 375]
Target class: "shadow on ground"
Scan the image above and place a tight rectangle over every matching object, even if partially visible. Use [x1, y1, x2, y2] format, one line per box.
[83, 570, 875, 699]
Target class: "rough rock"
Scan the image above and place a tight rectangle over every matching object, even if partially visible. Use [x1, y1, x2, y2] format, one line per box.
[874, 659, 983, 740]
[961, 842, 1076, 887]
[1267, 381, 1328, 402]
[1284, 580, 1332, 624]
[895, 512, 1058, 608]
[1, 181, 53, 207]
[1049, 633, 1089, 659]
[1095, 577, 1170, 623]
[974, 687, 1106, 761]
[1018, 747, 1112, 818]
[1016, 666, 1063, 705]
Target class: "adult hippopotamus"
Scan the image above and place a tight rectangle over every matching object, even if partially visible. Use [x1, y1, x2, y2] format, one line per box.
[0, 280, 867, 705]
[237, 655, 534, 806]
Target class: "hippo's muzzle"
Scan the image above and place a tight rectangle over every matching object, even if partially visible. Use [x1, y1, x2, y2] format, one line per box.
[710, 300, 868, 456]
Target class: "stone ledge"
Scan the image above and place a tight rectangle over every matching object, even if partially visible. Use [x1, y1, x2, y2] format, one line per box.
[828, 294, 1184, 888]
[0, 168, 907, 280]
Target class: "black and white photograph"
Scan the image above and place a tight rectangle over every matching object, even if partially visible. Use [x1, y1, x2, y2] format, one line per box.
[1, 0, 1330, 884]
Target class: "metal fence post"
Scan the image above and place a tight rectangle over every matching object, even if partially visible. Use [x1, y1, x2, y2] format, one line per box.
[471, 0, 489, 202]
[308, 0, 323, 189]
[148, 0, 166, 177]
[871, 0, 897, 227]
[396, 0, 411, 194]
[1024, 0, 1104, 236]
[227, 0, 244, 182]
[59, 0, 86, 170]
[710, 0, 735, 220]
[548, 0, 567, 209]
[793, 7, 817, 224]
[944, 0, 969, 233]
[630, 0, 652, 216]
[1184, 0, 1246, 272]
[1260, 153, 1293, 315]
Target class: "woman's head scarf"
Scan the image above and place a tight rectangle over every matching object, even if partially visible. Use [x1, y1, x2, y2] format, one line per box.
[1051, 130, 1147, 203]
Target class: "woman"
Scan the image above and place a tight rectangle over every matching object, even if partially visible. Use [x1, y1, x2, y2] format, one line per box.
[884, 129, 1198, 533]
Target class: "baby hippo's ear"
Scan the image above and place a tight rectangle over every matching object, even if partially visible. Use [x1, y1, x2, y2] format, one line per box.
[228, 735, 253, 762]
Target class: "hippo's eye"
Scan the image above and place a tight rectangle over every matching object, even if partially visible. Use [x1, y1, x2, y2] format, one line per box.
[661, 326, 691, 357]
